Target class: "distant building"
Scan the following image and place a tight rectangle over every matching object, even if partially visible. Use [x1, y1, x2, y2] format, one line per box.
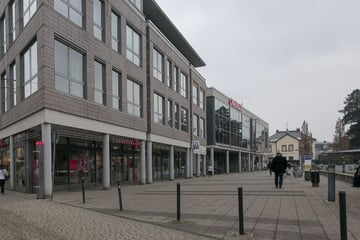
[315, 141, 333, 160]
[269, 129, 316, 164]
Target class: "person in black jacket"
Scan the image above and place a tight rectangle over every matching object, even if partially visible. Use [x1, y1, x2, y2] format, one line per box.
[353, 166, 360, 187]
[271, 152, 288, 189]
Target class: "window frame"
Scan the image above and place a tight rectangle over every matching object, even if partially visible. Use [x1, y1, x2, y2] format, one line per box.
[180, 72, 187, 98]
[22, 0, 37, 28]
[126, 25, 141, 67]
[167, 99, 172, 127]
[152, 48, 163, 82]
[111, 69, 121, 110]
[22, 40, 38, 99]
[93, 0, 104, 42]
[9, 1, 16, 43]
[0, 15, 6, 57]
[94, 59, 105, 105]
[281, 145, 287, 152]
[1, 72, 7, 113]
[153, 92, 165, 125]
[127, 78, 142, 117]
[54, 0, 84, 28]
[193, 114, 198, 136]
[180, 107, 188, 132]
[111, 11, 121, 52]
[10, 62, 16, 107]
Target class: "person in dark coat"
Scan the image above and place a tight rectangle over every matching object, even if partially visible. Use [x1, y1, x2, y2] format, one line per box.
[353, 166, 360, 187]
[267, 161, 272, 176]
[271, 152, 288, 189]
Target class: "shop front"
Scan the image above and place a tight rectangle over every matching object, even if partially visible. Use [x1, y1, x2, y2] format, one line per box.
[152, 143, 170, 181]
[110, 137, 141, 185]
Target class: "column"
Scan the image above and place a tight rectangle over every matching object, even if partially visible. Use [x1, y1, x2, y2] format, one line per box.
[186, 148, 190, 178]
[202, 155, 206, 176]
[169, 145, 174, 180]
[226, 151, 229, 174]
[210, 148, 214, 175]
[140, 140, 146, 184]
[147, 141, 152, 183]
[248, 153, 251, 172]
[9, 136, 14, 189]
[252, 154, 255, 171]
[196, 154, 200, 177]
[190, 150, 193, 178]
[238, 152, 242, 173]
[102, 134, 110, 189]
[42, 123, 52, 197]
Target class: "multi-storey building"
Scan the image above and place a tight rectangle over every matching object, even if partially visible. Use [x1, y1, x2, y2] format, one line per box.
[0, 0, 206, 197]
[206, 87, 269, 173]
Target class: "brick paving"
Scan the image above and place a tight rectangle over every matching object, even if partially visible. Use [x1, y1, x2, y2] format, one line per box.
[1, 171, 360, 239]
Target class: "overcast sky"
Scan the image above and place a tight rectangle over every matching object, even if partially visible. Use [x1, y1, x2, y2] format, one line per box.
[155, 0, 360, 142]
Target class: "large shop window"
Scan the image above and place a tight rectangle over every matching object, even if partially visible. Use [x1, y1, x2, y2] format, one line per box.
[54, 0, 84, 28]
[22, 41, 38, 99]
[55, 40, 84, 98]
[126, 25, 141, 67]
[127, 79, 142, 117]
[22, 0, 37, 28]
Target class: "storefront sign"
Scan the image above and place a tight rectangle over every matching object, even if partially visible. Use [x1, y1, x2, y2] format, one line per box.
[229, 98, 243, 112]
[113, 137, 140, 149]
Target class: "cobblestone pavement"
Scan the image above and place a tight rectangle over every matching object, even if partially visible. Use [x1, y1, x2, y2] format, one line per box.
[1, 171, 360, 240]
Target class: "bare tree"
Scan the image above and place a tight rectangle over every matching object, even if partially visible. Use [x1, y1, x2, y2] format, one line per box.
[332, 118, 349, 151]
[299, 120, 313, 162]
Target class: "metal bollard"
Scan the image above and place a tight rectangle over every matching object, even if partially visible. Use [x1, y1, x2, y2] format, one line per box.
[238, 187, 244, 235]
[339, 191, 347, 240]
[328, 164, 335, 201]
[117, 180, 123, 211]
[81, 177, 85, 204]
[177, 183, 181, 222]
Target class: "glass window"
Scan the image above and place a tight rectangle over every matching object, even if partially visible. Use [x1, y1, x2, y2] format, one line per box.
[288, 144, 294, 152]
[173, 66, 179, 92]
[199, 117, 205, 138]
[153, 48, 163, 82]
[154, 93, 164, 124]
[166, 60, 172, 88]
[199, 89, 204, 109]
[126, 25, 141, 66]
[174, 103, 179, 129]
[94, 60, 105, 105]
[55, 40, 84, 98]
[281, 145, 287, 152]
[167, 100, 172, 127]
[127, 79, 142, 117]
[192, 85, 198, 105]
[93, 0, 104, 41]
[0, 15, 6, 56]
[1, 73, 7, 113]
[9, 1, 16, 43]
[10, 63, 16, 107]
[54, 0, 83, 28]
[22, 41, 38, 99]
[180, 72, 187, 98]
[111, 11, 120, 52]
[129, 0, 141, 10]
[180, 107, 188, 132]
[22, 0, 37, 27]
[193, 114, 198, 136]
[112, 70, 121, 110]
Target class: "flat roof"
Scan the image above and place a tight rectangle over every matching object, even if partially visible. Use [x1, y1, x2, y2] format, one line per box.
[143, 0, 206, 68]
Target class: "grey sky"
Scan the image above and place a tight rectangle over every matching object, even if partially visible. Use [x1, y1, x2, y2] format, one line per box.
[156, 0, 360, 142]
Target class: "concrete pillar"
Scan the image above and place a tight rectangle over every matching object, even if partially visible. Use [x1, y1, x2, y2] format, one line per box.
[170, 145, 174, 180]
[202, 155, 206, 176]
[9, 136, 14, 189]
[252, 154, 255, 171]
[238, 152, 242, 173]
[102, 134, 110, 189]
[210, 148, 214, 174]
[147, 141, 152, 183]
[42, 123, 52, 197]
[248, 153, 251, 172]
[140, 140, 146, 184]
[189, 150, 193, 178]
[196, 154, 200, 177]
[186, 148, 190, 178]
[226, 151, 229, 174]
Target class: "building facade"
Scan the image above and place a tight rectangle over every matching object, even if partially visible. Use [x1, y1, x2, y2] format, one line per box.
[0, 0, 206, 196]
[206, 87, 269, 174]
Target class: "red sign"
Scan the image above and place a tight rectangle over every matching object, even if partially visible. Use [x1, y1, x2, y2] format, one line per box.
[36, 141, 44, 145]
[229, 98, 243, 112]
[113, 138, 140, 149]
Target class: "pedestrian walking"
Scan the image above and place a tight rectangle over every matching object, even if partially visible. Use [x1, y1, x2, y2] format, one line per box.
[267, 161, 272, 176]
[0, 164, 9, 194]
[271, 152, 287, 189]
[207, 165, 213, 178]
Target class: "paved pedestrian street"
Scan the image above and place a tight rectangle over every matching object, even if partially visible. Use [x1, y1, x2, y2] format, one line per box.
[1, 171, 360, 239]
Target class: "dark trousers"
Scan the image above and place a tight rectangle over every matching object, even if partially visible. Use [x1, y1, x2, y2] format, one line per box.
[0, 179, 5, 193]
[274, 172, 284, 188]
